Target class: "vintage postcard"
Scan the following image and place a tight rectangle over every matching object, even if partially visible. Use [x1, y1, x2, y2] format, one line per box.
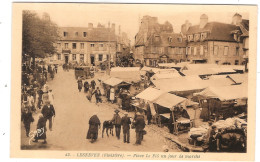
[11, 3, 257, 161]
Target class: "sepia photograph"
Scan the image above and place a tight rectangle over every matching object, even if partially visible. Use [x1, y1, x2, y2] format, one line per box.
[10, 3, 257, 161]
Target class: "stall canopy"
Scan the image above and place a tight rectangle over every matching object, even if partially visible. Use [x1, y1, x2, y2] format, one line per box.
[154, 93, 187, 109]
[158, 62, 189, 69]
[152, 76, 206, 92]
[151, 69, 181, 80]
[110, 67, 141, 83]
[194, 85, 248, 101]
[135, 87, 165, 102]
[103, 77, 124, 87]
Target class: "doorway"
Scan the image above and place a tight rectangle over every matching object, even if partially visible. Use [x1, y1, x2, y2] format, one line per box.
[90, 55, 95, 66]
[64, 55, 69, 64]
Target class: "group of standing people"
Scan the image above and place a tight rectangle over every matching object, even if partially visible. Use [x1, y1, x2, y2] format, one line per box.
[21, 62, 57, 144]
[86, 109, 146, 145]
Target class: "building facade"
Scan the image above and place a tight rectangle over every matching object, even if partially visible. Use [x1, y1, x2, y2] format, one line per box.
[53, 23, 118, 66]
[134, 15, 186, 67]
[182, 13, 249, 65]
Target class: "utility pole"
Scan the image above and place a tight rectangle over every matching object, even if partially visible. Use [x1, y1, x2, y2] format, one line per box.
[107, 25, 111, 75]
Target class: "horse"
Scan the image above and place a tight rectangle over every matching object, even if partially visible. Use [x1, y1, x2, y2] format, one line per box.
[102, 120, 114, 138]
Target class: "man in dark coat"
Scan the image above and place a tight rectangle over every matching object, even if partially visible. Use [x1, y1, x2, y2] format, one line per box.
[121, 112, 131, 143]
[84, 81, 89, 93]
[111, 109, 122, 139]
[91, 80, 96, 89]
[41, 101, 55, 131]
[33, 114, 47, 144]
[146, 103, 152, 125]
[21, 107, 34, 137]
[86, 113, 101, 143]
[134, 112, 146, 145]
[92, 87, 102, 104]
[77, 78, 83, 92]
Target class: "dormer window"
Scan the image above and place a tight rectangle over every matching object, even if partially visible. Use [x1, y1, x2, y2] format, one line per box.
[63, 32, 68, 37]
[194, 34, 200, 41]
[168, 37, 173, 42]
[188, 35, 193, 42]
[83, 32, 87, 37]
[201, 32, 207, 40]
[177, 37, 182, 43]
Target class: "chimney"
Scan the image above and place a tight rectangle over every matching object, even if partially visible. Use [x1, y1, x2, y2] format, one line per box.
[88, 23, 93, 29]
[232, 13, 242, 26]
[199, 14, 208, 29]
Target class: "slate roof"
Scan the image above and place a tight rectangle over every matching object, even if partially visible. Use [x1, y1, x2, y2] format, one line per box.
[58, 27, 117, 42]
[145, 33, 186, 47]
[186, 22, 241, 42]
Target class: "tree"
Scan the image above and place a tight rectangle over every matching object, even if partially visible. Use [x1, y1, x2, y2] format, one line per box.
[22, 10, 59, 68]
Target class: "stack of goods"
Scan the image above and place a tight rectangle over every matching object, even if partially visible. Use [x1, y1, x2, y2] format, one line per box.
[213, 117, 247, 130]
[188, 124, 209, 145]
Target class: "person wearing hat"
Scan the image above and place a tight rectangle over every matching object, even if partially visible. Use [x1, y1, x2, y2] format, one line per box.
[41, 100, 55, 131]
[21, 107, 34, 137]
[134, 112, 146, 145]
[77, 77, 83, 92]
[111, 109, 122, 139]
[33, 114, 47, 144]
[121, 112, 131, 143]
[92, 87, 102, 104]
[48, 89, 54, 105]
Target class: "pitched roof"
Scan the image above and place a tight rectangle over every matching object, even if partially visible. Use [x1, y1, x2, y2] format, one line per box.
[135, 87, 165, 101]
[186, 22, 241, 42]
[154, 93, 187, 108]
[58, 27, 117, 42]
[103, 77, 124, 86]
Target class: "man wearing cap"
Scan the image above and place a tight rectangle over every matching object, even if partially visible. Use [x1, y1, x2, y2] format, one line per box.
[111, 109, 122, 139]
[41, 101, 56, 131]
[121, 112, 131, 143]
[134, 112, 146, 145]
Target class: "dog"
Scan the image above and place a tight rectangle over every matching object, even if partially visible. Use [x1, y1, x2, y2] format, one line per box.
[102, 120, 114, 138]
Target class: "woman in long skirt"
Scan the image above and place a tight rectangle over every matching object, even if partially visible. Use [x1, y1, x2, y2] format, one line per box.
[86, 113, 101, 143]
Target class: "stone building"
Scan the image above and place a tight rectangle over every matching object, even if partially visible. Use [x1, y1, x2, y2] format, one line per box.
[134, 15, 186, 67]
[182, 13, 249, 65]
[53, 23, 118, 66]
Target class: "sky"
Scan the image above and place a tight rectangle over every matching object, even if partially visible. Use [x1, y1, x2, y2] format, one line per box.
[34, 4, 249, 45]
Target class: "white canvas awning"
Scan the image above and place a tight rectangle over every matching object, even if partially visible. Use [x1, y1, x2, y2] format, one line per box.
[194, 85, 248, 101]
[135, 87, 165, 102]
[154, 93, 187, 108]
[103, 77, 124, 87]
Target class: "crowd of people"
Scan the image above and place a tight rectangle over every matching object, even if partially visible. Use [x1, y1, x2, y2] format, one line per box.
[21, 62, 57, 144]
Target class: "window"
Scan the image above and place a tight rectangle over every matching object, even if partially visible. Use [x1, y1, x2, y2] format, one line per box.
[155, 35, 160, 42]
[80, 54, 84, 62]
[179, 48, 183, 54]
[224, 46, 229, 56]
[98, 54, 103, 61]
[107, 55, 109, 60]
[65, 43, 68, 49]
[57, 43, 61, 48]
[99, 44, 104, 50]
[168, 37, 172, 42]
[188, 47, 191, 55]
[235, 47, 239, 56]
[72, 43, 77, 49]
[188, 35, 193, 42]
[235, 60, 239, 65]
[177, 37, 182, 42]
[83, 32, 87, 37]
[80, 43, 84, 49]
[75, 32, 78, 36]
[72, 54, 76, 60]
[214, 45, 219, 55]
[215, 60, 219, 64]
[201, 33, 207, 40]
[191, 47, 194, 55]
[194, 34, 200, 42]
[90, 44, 95, 48]
[63, 32, 68, 37]
[57, 54, 61, 60]
[194, 47, 197, 55]
[200, 45, 204, 55]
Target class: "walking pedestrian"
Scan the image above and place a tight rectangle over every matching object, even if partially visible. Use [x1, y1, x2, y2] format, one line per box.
[91, 80, 96, 89]
[27, 93, 35, 112]
[41, 101, 55, 131]
[84, 81, 89, 93]
[121, 112, 131, 143]
[48, 89, 54, 105]
[92, 87, 102, 104]
[77, 77, 83, 92]
[110, 87, 115, 103]
[146, 102, 152, 125]
[134, 112, 145, 145]
[111, 109, 121, 140]
[33, 114, 47, 144]
[21, 107, 34, 137]
[37, 88, 44, 109]
[86, 113, 101, 143]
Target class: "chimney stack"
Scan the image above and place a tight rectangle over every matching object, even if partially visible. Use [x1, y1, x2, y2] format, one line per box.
[181, 20, 192, 35]
[232, 13, 242, 26]
[199, 14, 208, 29]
